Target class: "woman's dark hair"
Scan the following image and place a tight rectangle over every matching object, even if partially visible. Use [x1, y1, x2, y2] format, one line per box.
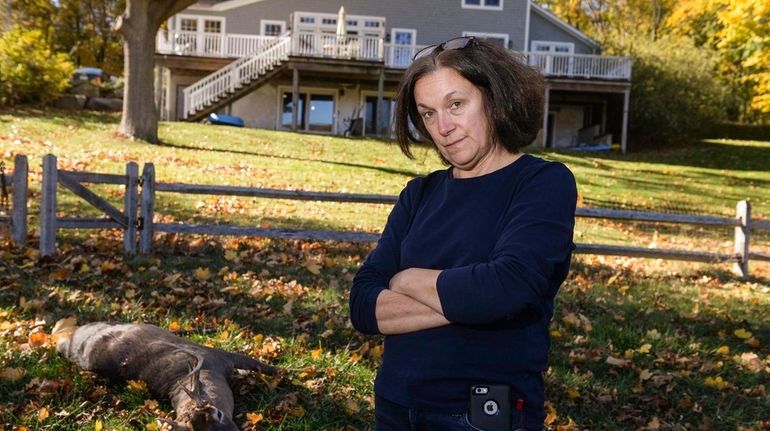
[394, 38, 544, 159]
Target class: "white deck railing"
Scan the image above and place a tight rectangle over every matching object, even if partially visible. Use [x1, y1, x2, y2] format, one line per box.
[292, 33, 384, 61]
[157, 30, 280, 58]
[158, 31, 631, 81]
[182, 36, 291, 118]
[522, 51, 632, 80]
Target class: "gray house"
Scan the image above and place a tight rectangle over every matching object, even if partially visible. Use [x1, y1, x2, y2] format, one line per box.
[155, 0, 632, 151]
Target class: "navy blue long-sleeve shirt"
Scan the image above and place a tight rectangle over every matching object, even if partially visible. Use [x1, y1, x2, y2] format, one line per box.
[349, 154, 577, 427]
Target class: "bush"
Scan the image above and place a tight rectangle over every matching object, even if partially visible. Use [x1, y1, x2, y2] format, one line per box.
[703, 122, 770, 142]
[0, 27, 75, 106]
[610, 36, 732, 149]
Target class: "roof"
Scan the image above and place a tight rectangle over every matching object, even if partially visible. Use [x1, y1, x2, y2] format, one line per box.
[530, 1, 602, 50]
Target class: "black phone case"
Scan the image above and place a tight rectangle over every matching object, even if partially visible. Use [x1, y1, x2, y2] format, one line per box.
[468, 384, 511, 431]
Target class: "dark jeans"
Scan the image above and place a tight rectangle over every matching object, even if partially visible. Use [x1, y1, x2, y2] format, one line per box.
[375, 395, 537, 431]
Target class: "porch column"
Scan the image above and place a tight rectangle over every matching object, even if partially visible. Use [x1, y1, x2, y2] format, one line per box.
[154, 65, 163, 117]
[541, 84, 550, 149]
[621, 89, 630, 154]
[292, 67, 300, 131]
[376, 68, 385, 136]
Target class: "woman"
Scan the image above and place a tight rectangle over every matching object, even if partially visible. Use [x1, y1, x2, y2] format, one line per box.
[349, 37, 577, 431]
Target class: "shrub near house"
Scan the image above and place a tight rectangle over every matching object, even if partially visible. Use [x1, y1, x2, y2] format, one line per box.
[0, 27, 75, 106]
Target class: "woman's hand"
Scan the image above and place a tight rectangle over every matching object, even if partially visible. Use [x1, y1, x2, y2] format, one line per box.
[389, 268, 444, 314]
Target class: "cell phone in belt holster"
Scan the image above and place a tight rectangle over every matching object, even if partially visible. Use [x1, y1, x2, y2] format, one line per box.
[468, 384, 511, 431]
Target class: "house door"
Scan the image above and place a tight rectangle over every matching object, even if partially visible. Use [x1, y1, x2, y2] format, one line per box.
[391, 29, 416, 67]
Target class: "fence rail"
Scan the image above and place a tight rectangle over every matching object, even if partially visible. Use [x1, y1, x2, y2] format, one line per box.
[4, 154, 768, 279]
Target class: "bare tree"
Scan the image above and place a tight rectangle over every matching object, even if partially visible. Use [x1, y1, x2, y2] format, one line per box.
[116, 0, 196, 143]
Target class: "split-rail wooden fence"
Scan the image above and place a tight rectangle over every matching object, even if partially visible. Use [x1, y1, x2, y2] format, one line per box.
[3, 154, 769, 279]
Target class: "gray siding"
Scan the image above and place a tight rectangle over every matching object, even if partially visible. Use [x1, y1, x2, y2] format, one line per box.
[528, 10, 596, 54]
[183, 0, 529, 50]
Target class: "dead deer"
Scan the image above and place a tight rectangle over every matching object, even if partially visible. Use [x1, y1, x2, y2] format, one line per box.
[55, 320, 278, 431]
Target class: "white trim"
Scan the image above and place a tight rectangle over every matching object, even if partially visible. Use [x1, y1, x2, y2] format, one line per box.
[260, 19, 285, 36]
[530, 2, 601, 50]
[189, 0, 269, 12]
[461, 0, 504, 11]
[462, 31, 509, 47]
[391, 28, 416, 46]
[532, 40, 574, 53]
[276, 86, 339, 134]
[524, 0, 531, 52]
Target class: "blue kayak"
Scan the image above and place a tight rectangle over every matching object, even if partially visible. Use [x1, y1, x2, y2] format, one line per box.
[208, 113, 245, 127]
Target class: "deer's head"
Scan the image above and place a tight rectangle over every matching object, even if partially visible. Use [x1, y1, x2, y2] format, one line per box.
[163, 348, 241, 431]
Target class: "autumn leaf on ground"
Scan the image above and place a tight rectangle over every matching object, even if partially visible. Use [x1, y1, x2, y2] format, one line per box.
[304, 260, 321, 275]
[311, 348, 323, 360]
[95, 419, 103, 431]
[168, 321, 181, 332]
[734, 329, 752, 339]
[715, 345, 730, 355]
[29, 332, 48, 347]
[704, 376, 729, 390]
[224, 250, 238, 261]
[246, 412, 264, 425]
[606, 356, 631, 367]
[343, 399, 360, 414]
[38, 407, 50, 422]
[194, 267, 211, 281]
[128, 380, 148, 392]
[1, 367, 26, 381]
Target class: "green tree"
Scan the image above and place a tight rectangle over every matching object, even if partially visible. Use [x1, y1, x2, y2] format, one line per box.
[0, 26, 76, 106]
[615, 35, 730, 147]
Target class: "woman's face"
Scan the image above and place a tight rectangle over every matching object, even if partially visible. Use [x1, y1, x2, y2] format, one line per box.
[413, 67, 497, 176]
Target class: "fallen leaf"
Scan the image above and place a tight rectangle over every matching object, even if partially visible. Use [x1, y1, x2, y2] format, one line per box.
[128, 380, 148, 392]
[639, 369, 653, 381]
[1, 367, 25, 381]
[715, 345, 730, 355]
[734, 329, 752, 339]
[606, 356, 631, 367]
[38, 407, 49, 422]
[168, 321, 181, 332]
[194, 267, 211, 281]
[637, 343, 652, 354]
[95, 419, 103, 431]
[29, 332, 48, 347]
[647, 416, 660, 430]
[288, 405, 305, 417]
[311, 348, 323, 360]
[246, 412, 264, 425]
[343, 399, 360, 414]
[224, 250, 238, 261]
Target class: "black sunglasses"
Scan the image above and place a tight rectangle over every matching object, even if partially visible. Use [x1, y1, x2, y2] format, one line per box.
[412, 36, 476, 61]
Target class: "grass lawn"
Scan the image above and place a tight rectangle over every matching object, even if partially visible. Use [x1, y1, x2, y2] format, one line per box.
[0, 110, 769, 430]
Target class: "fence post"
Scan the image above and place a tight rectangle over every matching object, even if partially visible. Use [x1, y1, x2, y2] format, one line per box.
[11, 155, 28, 247]
[139, 163, 155, 254]
[733, 200, 751, 278]
[124, 162, 139, 256]
[40, 154, 57, 257]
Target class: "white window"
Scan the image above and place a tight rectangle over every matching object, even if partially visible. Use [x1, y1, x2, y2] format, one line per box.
[390, 28, 417, 67]
[462, 31, 509, 48]
[180, 18, 197, 32]
[531, 41, 574, 54]
[462, 0, 504, 11]
[260, 20, 285, 36]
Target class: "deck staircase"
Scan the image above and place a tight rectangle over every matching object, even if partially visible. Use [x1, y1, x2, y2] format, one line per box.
[182, 33, 291, 122]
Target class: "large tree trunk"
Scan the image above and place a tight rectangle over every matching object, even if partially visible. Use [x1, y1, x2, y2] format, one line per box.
[117, 0, 196, 143]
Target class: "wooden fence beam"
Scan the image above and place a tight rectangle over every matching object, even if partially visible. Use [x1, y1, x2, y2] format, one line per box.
[154, 223, 380, 243]
[154, 182, 398, 204]
[140, 163, 155, 255]
[40, 154, 58, 257]
[58, 171, 128, 228]
[11, 155, 28, 246]
[124, 162, 139, 256]
[733, 200, 750, 278]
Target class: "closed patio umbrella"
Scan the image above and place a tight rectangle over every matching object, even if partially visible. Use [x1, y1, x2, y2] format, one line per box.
[336, 6, 347, 39]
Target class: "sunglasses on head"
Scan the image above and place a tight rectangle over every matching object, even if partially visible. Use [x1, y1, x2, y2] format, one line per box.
[412, 36, 476, 61]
